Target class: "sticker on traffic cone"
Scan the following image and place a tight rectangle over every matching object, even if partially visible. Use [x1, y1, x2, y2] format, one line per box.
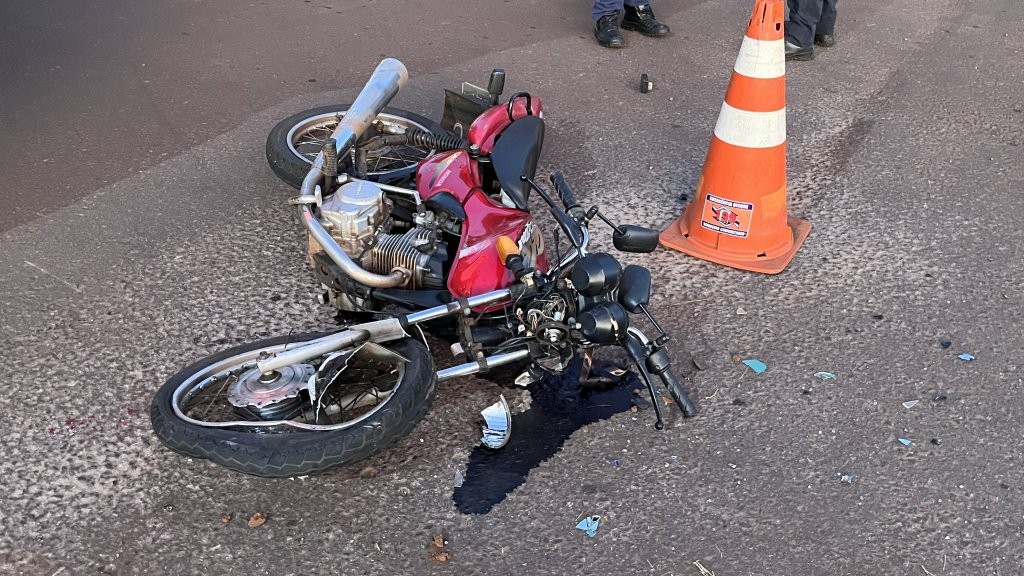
[660, 0, 810, 274]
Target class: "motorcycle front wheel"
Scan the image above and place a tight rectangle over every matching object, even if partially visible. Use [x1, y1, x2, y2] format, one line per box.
[265, 104, 445, 189]
[150, 334, 436, 477]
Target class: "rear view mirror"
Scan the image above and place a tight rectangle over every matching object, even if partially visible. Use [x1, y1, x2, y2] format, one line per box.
[613, 225, 660, 253]
[618, 265, 652, 313]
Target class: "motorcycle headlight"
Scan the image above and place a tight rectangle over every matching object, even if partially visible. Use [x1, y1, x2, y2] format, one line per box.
[570, 253, 622, 296]
[578, 301, 630, 344]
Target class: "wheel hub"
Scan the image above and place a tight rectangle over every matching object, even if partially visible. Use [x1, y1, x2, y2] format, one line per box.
[227, 364, 315, 409]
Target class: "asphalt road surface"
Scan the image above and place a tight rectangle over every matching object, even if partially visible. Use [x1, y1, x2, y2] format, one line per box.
[2, 0, 1023, 574]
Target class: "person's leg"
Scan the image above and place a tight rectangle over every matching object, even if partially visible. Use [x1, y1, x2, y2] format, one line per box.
[592, 0, 622, 21]
[817, 0, 837, 35]
[593, 0, 625, 47]
[785, 0, 821, 48]
[622, 1, 670, 37]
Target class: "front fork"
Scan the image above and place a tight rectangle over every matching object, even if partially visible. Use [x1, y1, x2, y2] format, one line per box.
[622, 327, 699, 429]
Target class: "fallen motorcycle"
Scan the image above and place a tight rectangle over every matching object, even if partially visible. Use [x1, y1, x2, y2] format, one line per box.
[150, 58, 698, 477]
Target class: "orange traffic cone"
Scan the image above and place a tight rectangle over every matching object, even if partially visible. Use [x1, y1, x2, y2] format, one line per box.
[660, 0, 811, 274]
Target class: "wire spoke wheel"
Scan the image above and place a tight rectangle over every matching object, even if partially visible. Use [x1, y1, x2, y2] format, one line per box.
[150, 334, 436, 477]
[266, 105, 446, 188]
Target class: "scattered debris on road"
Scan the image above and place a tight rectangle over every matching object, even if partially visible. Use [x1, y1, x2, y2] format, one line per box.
[741, 359, 766, 374]
[958, 353, 975, 361]
[428, 533, 452, 564]
[814, 371, 836, 380]
[576, 515, 601, 538]
[902, 400, 919, 409]
[247, 512, 267, 528]
[220, 513, 233, 524]
[898, 438, 912, 446]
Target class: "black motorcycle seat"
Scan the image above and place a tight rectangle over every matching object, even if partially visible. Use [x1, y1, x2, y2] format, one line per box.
[490, 115, 545, 211]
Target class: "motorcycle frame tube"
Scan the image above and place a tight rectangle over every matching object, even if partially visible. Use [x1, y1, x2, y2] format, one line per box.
[258, 291, 511, 373]
[296, 59, 412, 289]
[404, 288, 513, 324]
[256, 318, 408, 373]
[436, 348, 532, 382]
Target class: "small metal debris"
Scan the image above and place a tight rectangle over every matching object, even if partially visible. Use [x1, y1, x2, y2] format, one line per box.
[898, 437, 912, 446]
[814, 372, 836, 380]
[902, 400, 919, 409]
[576, 515, 601, 537]
[958, 353, 975, 361]
[640, 73, 653, 93]
[741, 359, 767, 374]
[840, 474, 855, 484]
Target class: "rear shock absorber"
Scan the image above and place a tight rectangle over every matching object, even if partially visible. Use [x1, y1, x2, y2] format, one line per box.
[404, 128, 469, 152]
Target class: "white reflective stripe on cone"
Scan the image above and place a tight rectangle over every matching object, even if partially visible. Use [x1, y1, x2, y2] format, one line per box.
[713, 102, 787, 148]
[733, 36, 785, 79]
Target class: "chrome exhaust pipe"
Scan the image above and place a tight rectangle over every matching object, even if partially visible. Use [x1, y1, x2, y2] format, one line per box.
[299, 58, 411, 288]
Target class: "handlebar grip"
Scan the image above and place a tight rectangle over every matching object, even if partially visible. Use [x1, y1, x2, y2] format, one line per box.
[549, 172, 580, 211]
[660, 368, 699, 418]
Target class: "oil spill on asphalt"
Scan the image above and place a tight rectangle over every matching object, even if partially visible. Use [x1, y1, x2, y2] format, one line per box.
[453, 358, 644, 514]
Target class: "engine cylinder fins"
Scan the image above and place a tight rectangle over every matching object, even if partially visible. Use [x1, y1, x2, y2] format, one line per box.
[361, 228, 436, 289]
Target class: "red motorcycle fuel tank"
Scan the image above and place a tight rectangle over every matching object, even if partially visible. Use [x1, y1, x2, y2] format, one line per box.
[466, 96, 544, 155]
[417, 150, 548, 299]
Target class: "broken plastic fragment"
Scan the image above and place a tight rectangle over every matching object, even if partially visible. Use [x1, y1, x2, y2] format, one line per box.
[576, 515, 601, 537]
[453, 469, 464, 488]
[741, 359, 767, 374]
[958, 353, 974, 361]
[479, 395, 512, 449]
[814, 372, 836, 380]
[902, 400, 919, 409]
[898, 437, 912, 446]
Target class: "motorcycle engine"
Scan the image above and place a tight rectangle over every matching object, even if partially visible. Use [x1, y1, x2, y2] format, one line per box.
[319, 180, 387, 255]
[315, 181, 447, 297]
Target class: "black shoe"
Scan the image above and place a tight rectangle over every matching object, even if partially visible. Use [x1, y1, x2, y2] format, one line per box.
[785, 40, 814, 61]
[595, 13, 624, 48]
[814, 33, 836, 48]
[621, 4, 670, 37]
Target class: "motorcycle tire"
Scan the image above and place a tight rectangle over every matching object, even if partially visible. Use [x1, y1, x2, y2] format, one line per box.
[150, 334, 436, 478]
[265, 104, 446, 189]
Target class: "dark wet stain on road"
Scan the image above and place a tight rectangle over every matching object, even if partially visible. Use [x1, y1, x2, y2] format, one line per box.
[453, 359, 644, 514]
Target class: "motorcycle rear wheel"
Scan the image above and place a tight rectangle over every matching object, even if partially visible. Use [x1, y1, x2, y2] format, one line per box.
[150, 334, 436, 477]
[265, 104, 445, 189]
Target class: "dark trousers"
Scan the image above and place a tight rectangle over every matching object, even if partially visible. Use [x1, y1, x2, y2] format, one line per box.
[592, 0, 646, 21]
[786, 0, 838, 47]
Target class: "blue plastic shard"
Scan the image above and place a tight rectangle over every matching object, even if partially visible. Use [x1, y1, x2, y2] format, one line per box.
[898, 437, 912, 446]
[958, 353, 975, 361]
[741, 359, 767, 374]
[814, 372, 836, 380]
[576, 515, 601, 537]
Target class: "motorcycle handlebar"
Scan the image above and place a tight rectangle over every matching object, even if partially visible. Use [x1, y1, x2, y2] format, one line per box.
[549, 172, 585, 219]
[658, 366, 699, 418]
